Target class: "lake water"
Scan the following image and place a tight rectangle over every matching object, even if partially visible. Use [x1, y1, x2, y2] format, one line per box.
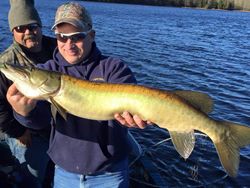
[1, 0, 250, 187]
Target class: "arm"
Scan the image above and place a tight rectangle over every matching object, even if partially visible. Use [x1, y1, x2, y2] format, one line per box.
[7, 84, 52, 130]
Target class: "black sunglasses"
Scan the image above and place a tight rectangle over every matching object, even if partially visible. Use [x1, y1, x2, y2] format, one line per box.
[55, 31, 90, 43]
[14, 23, 40, 33]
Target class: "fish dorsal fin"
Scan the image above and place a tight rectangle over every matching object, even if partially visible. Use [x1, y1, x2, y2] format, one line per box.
[169, 130, 195, 159]
[49, 97, 67, 121]
[172, 90, 213, 114]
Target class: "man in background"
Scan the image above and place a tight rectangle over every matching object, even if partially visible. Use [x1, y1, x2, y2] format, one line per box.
[0, 0, 56, 187]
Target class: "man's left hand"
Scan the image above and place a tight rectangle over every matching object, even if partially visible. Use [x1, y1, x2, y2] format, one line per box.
[114, 111, 152, 129]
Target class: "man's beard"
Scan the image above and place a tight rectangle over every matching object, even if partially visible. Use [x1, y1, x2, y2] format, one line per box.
[23, 34, 37, 43]
[22, 34, 41, 52]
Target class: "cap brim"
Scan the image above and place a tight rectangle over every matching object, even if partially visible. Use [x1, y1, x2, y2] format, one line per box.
[51, 18, 88, 31]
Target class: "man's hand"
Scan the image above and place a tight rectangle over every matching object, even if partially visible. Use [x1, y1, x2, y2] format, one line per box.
[17, 129, 32, 147]
[6, 83, 37, 116]
[114, 111, 152, 129]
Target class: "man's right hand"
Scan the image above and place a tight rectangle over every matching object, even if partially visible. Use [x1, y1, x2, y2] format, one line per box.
[6, 83, 37, 117]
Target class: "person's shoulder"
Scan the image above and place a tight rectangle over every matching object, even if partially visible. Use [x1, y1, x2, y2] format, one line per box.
[99, 55, 136, 83]
[0, 43, 16, 64]
[0, 43, 17, 55]
[100, 55, 125, 67]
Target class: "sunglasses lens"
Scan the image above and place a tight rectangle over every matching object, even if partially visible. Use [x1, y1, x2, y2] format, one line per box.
[56, 34, 68, 43]
[15, 24, 39, 33]
[56, 33, 87, 43]
[71, 33, 87, 42]
[15, 26, 26, 33]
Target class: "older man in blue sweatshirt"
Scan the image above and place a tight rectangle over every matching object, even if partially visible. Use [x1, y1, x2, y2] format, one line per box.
[7, 2, 150, 188]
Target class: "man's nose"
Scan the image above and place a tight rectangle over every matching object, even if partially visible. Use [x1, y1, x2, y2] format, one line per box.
[65, 38, 75, 45]
[24, 28, 32, 34]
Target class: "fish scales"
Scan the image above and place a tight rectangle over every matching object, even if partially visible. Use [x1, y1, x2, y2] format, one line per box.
[57, 74, 223, 139]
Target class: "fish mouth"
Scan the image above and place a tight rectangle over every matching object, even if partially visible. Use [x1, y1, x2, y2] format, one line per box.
[5, 63, 32, 80]
[5, 64, 50, 88]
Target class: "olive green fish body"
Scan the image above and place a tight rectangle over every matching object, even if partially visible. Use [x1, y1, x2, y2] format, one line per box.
[56, 74, 224, 141]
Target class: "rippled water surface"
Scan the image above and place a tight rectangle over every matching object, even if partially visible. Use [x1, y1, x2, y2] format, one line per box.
[1, 1, 250, 187]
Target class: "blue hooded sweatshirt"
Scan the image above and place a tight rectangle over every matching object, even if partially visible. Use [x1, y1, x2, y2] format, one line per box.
[15, 43, 137, 175]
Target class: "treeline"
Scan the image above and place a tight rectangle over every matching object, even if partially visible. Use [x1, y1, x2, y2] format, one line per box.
[85, 0, 250, 11]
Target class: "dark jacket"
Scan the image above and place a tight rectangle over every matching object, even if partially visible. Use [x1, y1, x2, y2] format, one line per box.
[15, 43, 137, 174]
[0, 36, 56, 138]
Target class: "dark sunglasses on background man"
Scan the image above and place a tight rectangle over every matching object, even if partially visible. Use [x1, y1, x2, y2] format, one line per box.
[55, 31, 90, 43]
[14, 23, 40, 33]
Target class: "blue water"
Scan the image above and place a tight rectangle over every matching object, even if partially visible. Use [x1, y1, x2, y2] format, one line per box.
[1, 1, 250, 187]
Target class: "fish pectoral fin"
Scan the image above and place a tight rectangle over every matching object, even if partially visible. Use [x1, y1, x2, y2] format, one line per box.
[50, 97, 67, 121]
[169, 130, 195, 159]
[172, 90, 213, 114]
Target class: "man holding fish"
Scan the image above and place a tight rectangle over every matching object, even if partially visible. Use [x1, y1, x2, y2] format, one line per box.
[4, 1, 250, 187]
[6, 2, 150, 188]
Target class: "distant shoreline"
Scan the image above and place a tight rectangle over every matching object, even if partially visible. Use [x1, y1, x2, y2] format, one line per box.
[84, 0, 250, 11]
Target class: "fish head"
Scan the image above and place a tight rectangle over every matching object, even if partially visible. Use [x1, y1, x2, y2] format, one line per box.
[1, 63, 61, 99]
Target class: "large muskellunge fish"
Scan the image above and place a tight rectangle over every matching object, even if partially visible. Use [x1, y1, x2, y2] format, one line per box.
[1, 63, 250, 177]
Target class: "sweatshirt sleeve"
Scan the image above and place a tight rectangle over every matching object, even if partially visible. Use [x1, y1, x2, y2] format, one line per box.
[13, 101, 52, 130]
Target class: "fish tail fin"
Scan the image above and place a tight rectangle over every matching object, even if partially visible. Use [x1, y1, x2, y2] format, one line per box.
[213, 121, 250, 177]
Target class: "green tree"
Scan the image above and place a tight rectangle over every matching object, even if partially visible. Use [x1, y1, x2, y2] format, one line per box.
[207, 0, 218, 9]
[227, 0, 235, 10]
[218, 0, 225, 9]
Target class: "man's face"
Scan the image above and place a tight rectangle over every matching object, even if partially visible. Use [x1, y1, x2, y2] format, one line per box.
[13, 23, 43, 53]
[55, 23, 94, 64]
